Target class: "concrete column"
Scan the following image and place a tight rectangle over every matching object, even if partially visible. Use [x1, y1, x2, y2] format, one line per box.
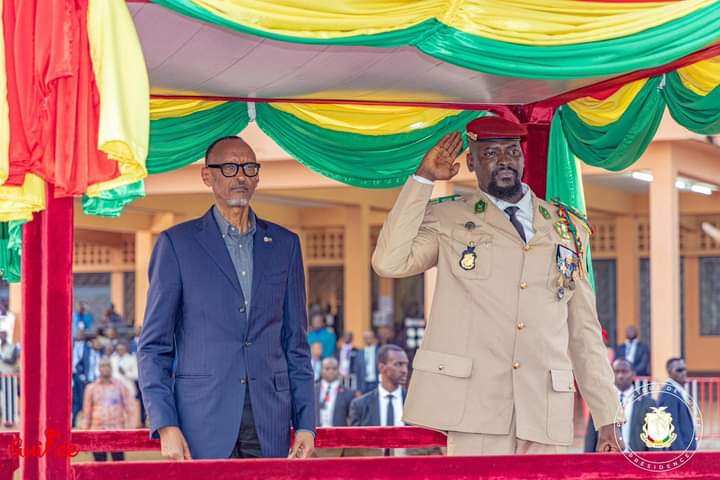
[615, 216, 640, 346]
[344, 204, 371, 343]
[424, 181, 454, 322]
[134, 231, 153, 326]
[649, 153, 680, 378]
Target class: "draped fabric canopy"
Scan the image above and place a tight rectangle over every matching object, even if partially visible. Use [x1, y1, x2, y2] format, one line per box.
[0, 0, 719, 281]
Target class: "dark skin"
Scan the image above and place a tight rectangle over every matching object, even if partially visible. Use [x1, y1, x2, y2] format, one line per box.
[200, 138, 260, 233]
[668, 359, 688, 385]
[379, 350, 409, 391]
[417, 132, 623, 452]
[626, 326, 638, 341]
[613, 359, 635, 393]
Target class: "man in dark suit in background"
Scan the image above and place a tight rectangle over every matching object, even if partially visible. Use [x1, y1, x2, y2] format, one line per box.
[585, 358, 656, 452]
[658, 357, 697, 451]
[349, 345, 408, 427]
[354, 330, 380, 393]
[315, 357, 355, 428]
[139, 137, 315, 460]
[615, 326, 650, 376]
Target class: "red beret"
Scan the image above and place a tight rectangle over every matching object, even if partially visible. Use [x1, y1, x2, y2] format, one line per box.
[466, 116, 527, 141]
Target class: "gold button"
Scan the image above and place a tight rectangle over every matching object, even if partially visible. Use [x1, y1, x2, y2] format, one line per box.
[523, 245, 531, 252]
[438, 365, 444, 371]
[512, 362, 520, 369]
[517, 322, 525, 330]
[520, 282, 528, 289]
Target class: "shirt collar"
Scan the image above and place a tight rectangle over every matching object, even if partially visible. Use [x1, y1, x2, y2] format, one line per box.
[616, 386, 634, 396]
[321, 379, 339, 390]
[378, 383, 402, 398]
[668, 378, 686, 392]
[486, 183, 532, 212]
[213, 205, 256, 238]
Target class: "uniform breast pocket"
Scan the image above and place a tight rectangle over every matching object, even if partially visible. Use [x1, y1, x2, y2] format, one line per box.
[450, 228, 493, 280]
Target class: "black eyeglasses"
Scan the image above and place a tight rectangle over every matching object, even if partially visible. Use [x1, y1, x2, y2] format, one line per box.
[674, 367, 687, 373]
[206, 162, 261, 178]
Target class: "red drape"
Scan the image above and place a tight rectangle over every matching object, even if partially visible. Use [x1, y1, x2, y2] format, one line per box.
[509, 105, 554, 199]
[2, 0, 119, 195]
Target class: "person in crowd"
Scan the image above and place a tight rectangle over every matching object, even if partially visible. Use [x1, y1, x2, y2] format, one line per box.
[584, 358, 655, 452]
[129, 325, 142, 354]
[0, 330, 18, 427]
[73, 302, 94, 338]
[337, 332, 358, 387]
[139, 136, 315, 460]
[310, 342, 323, 382]
[106, 304, 124, 326]
[372, 119, 621, 455]
[349, 345, 408, 427]
[615, 326, 650, 376]
[72, 329, 91, 427]
[658, 357, 697, 451]
[354, 330, 380, 393]
[307, 312, 336, 359]
[98, 327, 121, 354]
[111, 341, 139, 406]
[315, 358, 355, 427]
[82, 357, 134, 461]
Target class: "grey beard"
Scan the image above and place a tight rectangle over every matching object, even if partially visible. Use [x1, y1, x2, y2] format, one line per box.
[226, 198, 249, 207]
[487, 177, 522, 200]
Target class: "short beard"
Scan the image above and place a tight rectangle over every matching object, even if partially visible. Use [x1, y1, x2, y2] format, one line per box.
[487, 177, 522, 200]
[226, 198, 250, 207]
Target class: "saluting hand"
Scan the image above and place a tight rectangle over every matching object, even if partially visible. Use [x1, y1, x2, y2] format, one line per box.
[415, 132, 464, 182]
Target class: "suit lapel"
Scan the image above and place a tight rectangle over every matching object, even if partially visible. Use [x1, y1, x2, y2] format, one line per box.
[194, 209, 243, 296]
[471, 191, 524, 245]
[370, 390, 381, 426]
[249, 217, 271, 318]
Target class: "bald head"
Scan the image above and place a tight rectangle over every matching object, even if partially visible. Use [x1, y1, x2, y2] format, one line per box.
[205, 136, 255, 165]
[321, 357, 339, 383]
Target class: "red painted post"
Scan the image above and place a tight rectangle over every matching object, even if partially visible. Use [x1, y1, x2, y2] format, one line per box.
[21, 212, 43, 480]
[39, 187, 73, 479]
[20, 185, 74, 480]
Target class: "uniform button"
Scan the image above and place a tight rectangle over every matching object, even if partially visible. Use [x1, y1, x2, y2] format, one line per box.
[244, 341, 252, 347]
[523, 245, 531, 252]
[239, 306, 246, 313]
[240, 378, 247, 384]
[512, 362, 520, 370]
[438, 365, 444, 371]
[519, 282, 528, 289]
[517, 322, 525, 330]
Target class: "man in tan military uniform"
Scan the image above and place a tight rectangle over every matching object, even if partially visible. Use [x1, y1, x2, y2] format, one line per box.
[372, 117, 623, 455]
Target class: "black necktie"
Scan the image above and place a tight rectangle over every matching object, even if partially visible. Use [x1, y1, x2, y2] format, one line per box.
[504, 206, 526, 243]
[385, 394, 395, 426]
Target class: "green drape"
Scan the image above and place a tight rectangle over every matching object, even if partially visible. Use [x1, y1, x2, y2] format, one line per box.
[559, 76, 665, 171]
[256, 103, 480, 188]
[82, 181, 146, 217]
[154, 0, 720, 80]
[664, 72, 720, 135]
[546, 113, 594, 290]
[0, 221, 25, 283]
[147, 102, 249, 174]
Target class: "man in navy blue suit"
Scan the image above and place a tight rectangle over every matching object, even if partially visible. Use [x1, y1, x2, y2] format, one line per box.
[138, 136, 315, 460]
[658, 357, 698, 451]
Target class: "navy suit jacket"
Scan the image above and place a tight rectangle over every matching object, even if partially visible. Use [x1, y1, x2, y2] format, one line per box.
[584, 393, 656, 452]
[657, 382, 697, 451]
[138, 209, 315, 459]
[349, 388, 407, 427]
[353, 347, 379, 393]
[615, 341, 651, 376]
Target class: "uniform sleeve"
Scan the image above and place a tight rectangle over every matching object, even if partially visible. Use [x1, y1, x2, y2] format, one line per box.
[567, 229, 623, 429]
[372, 177, 440, 278]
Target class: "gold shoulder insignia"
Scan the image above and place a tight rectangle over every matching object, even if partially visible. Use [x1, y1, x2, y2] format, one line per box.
[429, 194, 462, 205]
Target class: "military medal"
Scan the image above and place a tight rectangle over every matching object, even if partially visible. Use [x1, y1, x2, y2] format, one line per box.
[539, 205, 551, 220]
[554, 220, 572, 240]
[474, 200, 486, 214]
[459, 241, 477, 271]
[556, 245, 579, 300]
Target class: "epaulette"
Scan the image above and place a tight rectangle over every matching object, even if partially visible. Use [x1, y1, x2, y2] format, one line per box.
[551, 199, 594, 236]
[429, 194, 462, 205]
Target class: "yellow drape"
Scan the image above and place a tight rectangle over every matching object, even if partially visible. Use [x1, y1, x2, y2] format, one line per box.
[567, 79, 647, 127]
[0, 174, 46, 222]
[189, 0, 711, 46]
[270, 103, 460, 135]
[677, 55, 720, 97]
[85, 0, 149, 197]
[150, 99, 226, 120]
